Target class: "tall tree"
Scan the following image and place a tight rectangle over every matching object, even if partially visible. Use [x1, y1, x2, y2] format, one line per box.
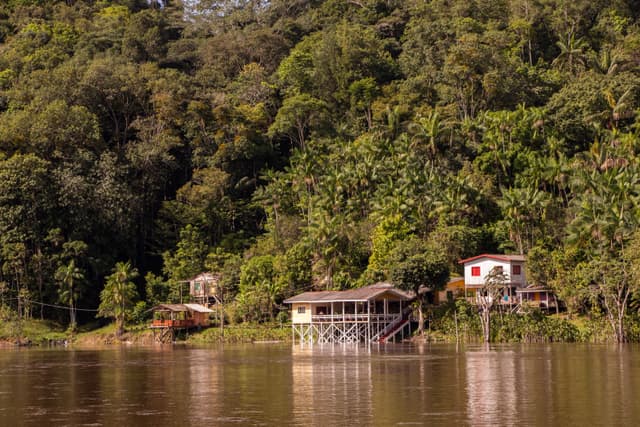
[477, 266, 509, 343]
[54, 260, 84, 331]
[389, 238, 449, 337]
[98, 261, 139, 337]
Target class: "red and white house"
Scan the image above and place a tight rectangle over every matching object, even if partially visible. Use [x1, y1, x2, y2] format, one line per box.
[458, 254, 557, 308]
[458, 254, 527, 305]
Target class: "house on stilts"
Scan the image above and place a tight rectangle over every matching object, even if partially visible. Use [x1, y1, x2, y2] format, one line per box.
[283, 283, 414, 344]
[150, 303, 214, 343]
[186, 272, 221, 307]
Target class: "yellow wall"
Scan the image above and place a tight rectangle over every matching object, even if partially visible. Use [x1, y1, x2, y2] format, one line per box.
[291, 303, 312, 323]
[437, 278, 466, 303]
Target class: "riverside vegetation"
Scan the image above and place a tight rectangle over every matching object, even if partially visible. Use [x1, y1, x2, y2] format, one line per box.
[2, 1, 640, 344]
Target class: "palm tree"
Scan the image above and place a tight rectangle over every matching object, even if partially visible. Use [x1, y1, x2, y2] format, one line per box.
[408, 110, 444, 161]
[98, 261, 139, 337]
[499, 186, 549, 255]
[55, 260, 84, 332]
[552, 33, 589, 74]
[591, 47, 624, 76]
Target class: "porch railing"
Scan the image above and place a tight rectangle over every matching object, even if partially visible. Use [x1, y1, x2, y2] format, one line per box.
[311, 313, 401, 322]
[151, 319, 195, 328]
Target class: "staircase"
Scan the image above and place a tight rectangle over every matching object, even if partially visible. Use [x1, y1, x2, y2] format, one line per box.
[373, 305, 414, 343]
[378, 318, 410, 343]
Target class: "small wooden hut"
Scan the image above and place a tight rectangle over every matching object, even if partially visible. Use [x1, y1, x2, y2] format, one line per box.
[187, 272, 221, 306]
[150, 303, 214, 343]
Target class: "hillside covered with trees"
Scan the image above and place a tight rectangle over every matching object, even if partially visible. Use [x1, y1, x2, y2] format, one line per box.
[2, 0, 640, 342]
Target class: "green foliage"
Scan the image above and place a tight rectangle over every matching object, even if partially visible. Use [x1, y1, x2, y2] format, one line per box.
[54, 259, 84, 331]
[0, 0, 640, 340]
[433, 302, 580, 343]
[237, 255, 281, 321]
[144, 272, 169, 307]
[365, 214, 411, 280]
[389, 238, 449, 294]
[130, 300, 150, 324]
[188, 322, 292, 344]
[268, 93, 328, 149]
[98, 261, 139, 337]
[163, 224, 208, 302]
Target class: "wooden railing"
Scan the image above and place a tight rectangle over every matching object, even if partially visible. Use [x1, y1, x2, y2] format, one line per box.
[373, 306, 414, 342]
[467, 296, 519, 305]
[311, 313, 401, 322]
[152, 319, 195, 328]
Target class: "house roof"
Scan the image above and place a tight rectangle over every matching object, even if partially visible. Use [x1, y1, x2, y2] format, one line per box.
[283, 283, 414, 304]
[516, 285, 552, 293]
[183, 272, 220, 283]
[458, 254, 526, 264]
[153, 304, 214, 313]
[183, 303, 214, 313]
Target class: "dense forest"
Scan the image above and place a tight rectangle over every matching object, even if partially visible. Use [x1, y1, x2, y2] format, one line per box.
[2, 0, 640, 341]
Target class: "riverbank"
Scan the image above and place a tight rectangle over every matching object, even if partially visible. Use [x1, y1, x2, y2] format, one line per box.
[186, 323, 292, 344]
[0, 318, 68, 346]
[0, 312, 631, 347]
[0, 319, 292, 347]
[427, 303, 626, 344]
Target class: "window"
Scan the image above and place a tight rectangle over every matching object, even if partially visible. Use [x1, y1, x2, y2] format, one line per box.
[512, 265, 521, 275]
[297, 306, 306, 314]
[471, 266, 481, 276]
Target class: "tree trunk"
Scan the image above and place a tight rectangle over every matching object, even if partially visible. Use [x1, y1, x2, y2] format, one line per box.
[117, 317, 125, 338]
[219, 304, 224, 339]
[417, 297, 425, 337]
[70, 308, 77, 332]
[479, 307, 491, 343]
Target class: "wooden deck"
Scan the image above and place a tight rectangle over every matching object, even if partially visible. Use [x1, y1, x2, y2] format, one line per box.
[151, 319, 196, 329]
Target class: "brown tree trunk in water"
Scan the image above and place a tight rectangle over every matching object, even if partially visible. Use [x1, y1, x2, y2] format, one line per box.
[220, 304, 224, 339]
[479, 307, 491, 343]
[417, 297, 425, 337]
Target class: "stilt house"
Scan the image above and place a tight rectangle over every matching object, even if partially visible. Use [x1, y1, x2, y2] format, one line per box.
[187, 272, 221, 306]
[284, 283, 414, 344]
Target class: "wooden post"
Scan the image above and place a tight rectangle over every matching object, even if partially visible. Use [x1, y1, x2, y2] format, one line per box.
[367, 300, 371, 343]
[454, 309, 459, 346]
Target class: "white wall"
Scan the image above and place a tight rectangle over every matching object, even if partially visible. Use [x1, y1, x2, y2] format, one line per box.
[464, 259, 526, 287]
[291, 303, 312, 324]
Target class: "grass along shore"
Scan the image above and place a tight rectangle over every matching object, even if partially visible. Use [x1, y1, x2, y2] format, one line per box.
[0, 311, 634, 346]
[0, 318, 292, 346]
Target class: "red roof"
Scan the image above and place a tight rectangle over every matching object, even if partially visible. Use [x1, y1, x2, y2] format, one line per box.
[458, 254, 526, 264]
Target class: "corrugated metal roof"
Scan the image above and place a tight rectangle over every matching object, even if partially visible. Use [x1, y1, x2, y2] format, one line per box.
[183, 272, 221, 283]
[283, 283, 413, 303]
[183, 303, 214, 313]
[458, 254, 526, 264]
[153, 304, 214, 313]
[154, 304, 188, 312]
[516, 285, 552, 293]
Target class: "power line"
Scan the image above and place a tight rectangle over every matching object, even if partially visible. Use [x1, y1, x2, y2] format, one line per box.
[8, 298, 100, 312]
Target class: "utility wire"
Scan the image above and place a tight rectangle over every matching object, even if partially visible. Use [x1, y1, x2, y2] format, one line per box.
[4, 297, 99, 312]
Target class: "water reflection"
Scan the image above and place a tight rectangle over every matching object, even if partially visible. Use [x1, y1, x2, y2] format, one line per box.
[0, 344, 639, 425]
[465, 347, 517, 425]
[291, 345, 373, 425]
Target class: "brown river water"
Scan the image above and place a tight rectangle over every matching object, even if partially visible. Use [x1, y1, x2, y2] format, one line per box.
[0, 343, 639, 426]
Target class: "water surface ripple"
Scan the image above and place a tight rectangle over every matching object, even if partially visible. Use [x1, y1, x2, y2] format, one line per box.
[0, 343, 638, 426]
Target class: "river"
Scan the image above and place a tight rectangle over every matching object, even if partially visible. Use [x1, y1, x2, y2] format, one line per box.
[0, 343, 638, 426]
